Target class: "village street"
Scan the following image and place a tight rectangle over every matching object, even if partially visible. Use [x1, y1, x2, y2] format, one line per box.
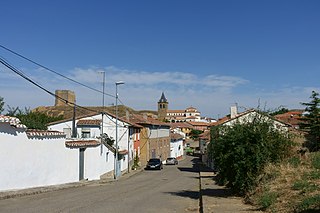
[0, 156, 200, 213]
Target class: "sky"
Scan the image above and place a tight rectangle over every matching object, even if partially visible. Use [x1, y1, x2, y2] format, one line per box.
[0, 0, 319, 118]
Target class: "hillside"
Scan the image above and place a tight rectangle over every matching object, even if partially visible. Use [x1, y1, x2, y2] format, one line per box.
[32, 105, 158, 120]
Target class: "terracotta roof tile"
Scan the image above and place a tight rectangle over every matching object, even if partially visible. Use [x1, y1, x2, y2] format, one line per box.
[27, 130, 65, 137]
[65, 139, 100, 148]
[77, 119, 101, 126]
[0, 115, 27, 129]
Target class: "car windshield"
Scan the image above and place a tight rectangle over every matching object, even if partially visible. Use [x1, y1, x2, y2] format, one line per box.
[149, 159, 160, 163]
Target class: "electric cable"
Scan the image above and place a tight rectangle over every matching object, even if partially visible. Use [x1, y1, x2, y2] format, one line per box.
[0, 44, 115, 98]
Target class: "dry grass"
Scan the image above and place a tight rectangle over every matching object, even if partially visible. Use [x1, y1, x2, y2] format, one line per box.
[249, 152, 320, 212]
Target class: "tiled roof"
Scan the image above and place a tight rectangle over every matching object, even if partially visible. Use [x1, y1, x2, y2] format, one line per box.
[26, 130, 65, 137]
[47, 112, 142, 128]
[170, 132, 184, 140]
[187, 121, 210, 126]
[167, 110, 185, 113]
[125, 114, 170, 127]
[77, 119, 101, 126]
[275, 110, 303, 127]
[65, 139, 100, 148]
[0, 115, 27, 129]
[170, 122, 193, 129]
[199, 130, 210, 140]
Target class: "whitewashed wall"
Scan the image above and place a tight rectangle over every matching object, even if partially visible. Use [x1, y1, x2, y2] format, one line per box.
[48, 113, 131, 175]
[170, 138, 184, 158]
[149, 126, 170, 138]
[0, 123, 78, 192]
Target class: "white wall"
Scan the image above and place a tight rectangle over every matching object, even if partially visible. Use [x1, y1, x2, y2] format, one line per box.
[170, 138, 184, 158]
[48, 113, 131, 175]
[149, 126, 170, 138]
[0, 123, 78, 191]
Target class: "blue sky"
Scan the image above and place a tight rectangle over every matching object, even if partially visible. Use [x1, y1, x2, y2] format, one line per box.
[0, 0, 319, 118]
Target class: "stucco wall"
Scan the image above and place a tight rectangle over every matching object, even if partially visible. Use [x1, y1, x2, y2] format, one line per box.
[170, 138, 184, 158]
[0, 123, 79, 191]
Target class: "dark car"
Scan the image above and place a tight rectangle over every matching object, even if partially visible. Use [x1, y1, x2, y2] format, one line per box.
[146, 158, 163, 170]
[166, 157, 178, 165]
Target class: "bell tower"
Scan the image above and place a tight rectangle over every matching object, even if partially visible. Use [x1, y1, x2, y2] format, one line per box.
[158, 92, 168, 121]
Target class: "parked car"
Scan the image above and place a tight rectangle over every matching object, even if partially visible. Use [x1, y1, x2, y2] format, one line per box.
[166, 157, 178, 165]
[146, 158, 163, 170]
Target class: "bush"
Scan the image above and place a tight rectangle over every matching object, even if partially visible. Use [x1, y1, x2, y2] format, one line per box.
[258, 191, 278, 210]
[288, 156, 301, 168]
[296, 194, 320, 212]
[209, 113, 294, 195]
[292, 180, 319, 193]
[311, 153, 320, 169]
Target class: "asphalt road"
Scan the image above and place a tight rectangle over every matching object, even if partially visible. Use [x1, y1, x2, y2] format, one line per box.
[0, 156, 200, 213]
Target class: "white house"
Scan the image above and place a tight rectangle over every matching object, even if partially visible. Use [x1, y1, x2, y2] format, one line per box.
[0, 115, 79, 192]
[48, 112, 136, 179]
[170, 132, 184, 159]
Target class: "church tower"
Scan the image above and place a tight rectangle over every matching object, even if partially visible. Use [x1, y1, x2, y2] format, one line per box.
[158, 92, 168, 121]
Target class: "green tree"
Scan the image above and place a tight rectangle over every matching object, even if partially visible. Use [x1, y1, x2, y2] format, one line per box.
[190, 129, 202, 140]
[0, 96, 4, 114]
[269, 107, 289, 116]
[208, 114, 294, 195]
[6, 106, 63, 130]
[300, 91, 320, 151]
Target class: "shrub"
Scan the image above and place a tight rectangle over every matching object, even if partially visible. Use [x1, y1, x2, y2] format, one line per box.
[288, 156, 301, 168]
[296, 194, 320, 212]
[304, 170, 320, 180]
[209, 112, 294, 195]
[292, 180, 319, 193]
[311, 153, 320, 169]
[258, 191, 278, 210]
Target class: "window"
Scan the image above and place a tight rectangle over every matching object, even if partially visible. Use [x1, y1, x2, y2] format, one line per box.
[81, 128, 90, 138]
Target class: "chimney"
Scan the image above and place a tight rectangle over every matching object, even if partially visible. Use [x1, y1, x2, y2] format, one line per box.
[230, 106, 238, 119]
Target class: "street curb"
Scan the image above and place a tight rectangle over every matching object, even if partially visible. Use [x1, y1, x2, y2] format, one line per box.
[0, 168, 143, 200]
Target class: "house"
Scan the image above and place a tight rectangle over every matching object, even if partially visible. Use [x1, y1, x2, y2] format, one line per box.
[48, 111, 141, 178]
[170, 122, 193, 139]
[125, 114, 171, 166]
[157, 92, 207, 123]
[187, 121, 210, 132]
[274, 110, 303, 129]
[170, 132, 184, 159]
[0, 115, 80, 192]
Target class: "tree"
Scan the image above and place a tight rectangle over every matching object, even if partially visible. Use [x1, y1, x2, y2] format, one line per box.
[190, 129, 202, 140]
[269, 107, 289, 116]
[6, 106, 63, 130]
[208, 114, 294, 195]
[0, 96, 4, 114]
[300, 91, 320, 151]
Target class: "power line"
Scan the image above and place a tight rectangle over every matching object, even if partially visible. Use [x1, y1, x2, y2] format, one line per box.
[0, 44, 115, 98]
[0, 57, 126, 127]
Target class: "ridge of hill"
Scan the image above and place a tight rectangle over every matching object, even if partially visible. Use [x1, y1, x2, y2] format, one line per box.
[32, 105, 157, 120]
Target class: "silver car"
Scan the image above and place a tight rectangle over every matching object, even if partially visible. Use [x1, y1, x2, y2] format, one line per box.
[166, 157, 178, 165]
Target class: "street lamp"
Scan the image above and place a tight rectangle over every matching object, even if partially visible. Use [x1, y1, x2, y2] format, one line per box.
[99, 71, 106, 155]
[114, 81, 125, 179]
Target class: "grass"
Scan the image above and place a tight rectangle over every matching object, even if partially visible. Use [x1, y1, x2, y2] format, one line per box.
[296, 194, 320, 212]
[249, 152, 320, 212]
[292, 180, 319, 193]
[257, 190, 278, 210]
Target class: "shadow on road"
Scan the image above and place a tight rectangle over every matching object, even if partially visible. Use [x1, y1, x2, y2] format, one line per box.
[177, 156, 200, 173]
[166, 190, 199, 200]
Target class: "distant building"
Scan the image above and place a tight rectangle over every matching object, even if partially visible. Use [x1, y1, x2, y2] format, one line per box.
[157, 92, 204, 123]
[158, 92, 168, 121]
[55, 90, 75, 106]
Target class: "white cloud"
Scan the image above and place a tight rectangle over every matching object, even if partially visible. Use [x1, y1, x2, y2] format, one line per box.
[0, 65, 317, 117]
